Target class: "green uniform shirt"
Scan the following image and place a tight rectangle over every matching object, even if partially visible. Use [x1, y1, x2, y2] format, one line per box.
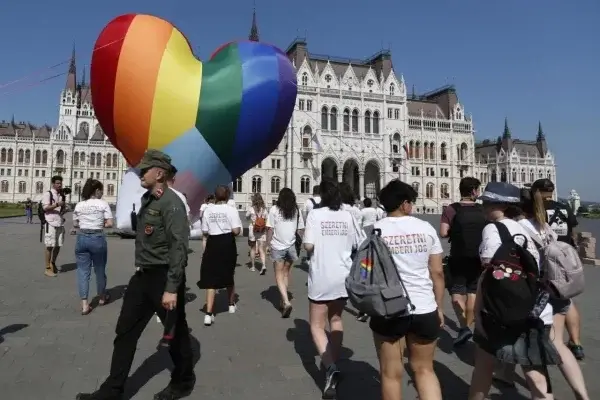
[135, 187, 190, 293]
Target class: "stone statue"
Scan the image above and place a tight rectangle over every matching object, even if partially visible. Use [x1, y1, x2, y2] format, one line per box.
[568, 189, 581, 215]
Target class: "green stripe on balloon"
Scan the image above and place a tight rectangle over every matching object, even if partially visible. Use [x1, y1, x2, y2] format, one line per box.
[196, 43, 243, 168]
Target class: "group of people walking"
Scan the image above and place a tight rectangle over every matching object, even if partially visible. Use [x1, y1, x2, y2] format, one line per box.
[34, 148, 589, 400]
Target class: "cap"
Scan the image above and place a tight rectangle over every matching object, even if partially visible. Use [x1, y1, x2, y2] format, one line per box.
[478, 182, 521, 204]
[531, 178, 555, 192]
[136, 149, 173, 172]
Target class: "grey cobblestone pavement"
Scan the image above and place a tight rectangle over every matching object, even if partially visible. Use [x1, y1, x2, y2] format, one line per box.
[1, 215, 599, 399]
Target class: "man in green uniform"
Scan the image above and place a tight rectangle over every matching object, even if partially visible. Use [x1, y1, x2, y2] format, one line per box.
[77, 149, 195, 400]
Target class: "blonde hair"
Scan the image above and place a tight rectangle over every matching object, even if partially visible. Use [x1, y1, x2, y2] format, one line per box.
[251, 193, 265, 212]
[532, 190, 547, 227]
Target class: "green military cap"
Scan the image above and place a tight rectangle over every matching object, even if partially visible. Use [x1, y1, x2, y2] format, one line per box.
[137, 149, 173, 171]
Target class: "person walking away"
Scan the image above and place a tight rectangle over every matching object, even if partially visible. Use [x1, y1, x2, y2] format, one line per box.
[468, 182, 559, 400]
[303, 179, 366, 399]
[368, 180, 445, 400]
[198, 185, 242, 326]
[72, 179, 113, 315]
[530, 178, 584, 360]
[375, 197, 386, 220]
[266, 187, 304, 318]
[360, 198, 378, 235]
[25, 198, 33, 223]
[246, 193, 268, 274]
[439, 177, 486, 346]
[76, 150, 195, 400]
[42, 175, 66, 277]
[302, 184, 321, 222]
[339, 182, 362, 223]
[166, 167, 191, 222]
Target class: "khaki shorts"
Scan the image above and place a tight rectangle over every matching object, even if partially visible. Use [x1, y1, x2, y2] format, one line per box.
[44, 225, 65, 248]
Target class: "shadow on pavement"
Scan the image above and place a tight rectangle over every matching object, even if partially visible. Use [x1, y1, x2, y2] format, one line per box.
[437, 329, 475, 367]
[404, 360, 470, 399]
[260, 285, 294, 312]
[0, 323, 28, 344]
[123, 334, 201, 400]
[58, 262, 77, 273]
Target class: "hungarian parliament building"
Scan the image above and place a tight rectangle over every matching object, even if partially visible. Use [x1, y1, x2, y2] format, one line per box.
[0, 17, 557, 213]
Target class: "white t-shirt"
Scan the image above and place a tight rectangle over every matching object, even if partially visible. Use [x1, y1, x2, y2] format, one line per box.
[376, 206, 386, 221]
[199, 203, 209, 218]
[342, 204, 362, 226]
[374, 216, 444, 314]
[479, 218, 553, 325]
[170, 187, 190, 220]
[73, 199, 113, 230]
[303, 207, 366, 301]
[266, 205, 304, 250]
[360, 207, 378, 227]
[201, 203, 242, 235]
[227, 199, 237, 209]
[303, 196, 321, 220]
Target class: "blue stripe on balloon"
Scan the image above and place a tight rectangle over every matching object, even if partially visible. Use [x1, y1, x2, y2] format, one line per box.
[228, 42, 280, 179]
[161, 128, 232, 193]
[270, 48, 297, 154]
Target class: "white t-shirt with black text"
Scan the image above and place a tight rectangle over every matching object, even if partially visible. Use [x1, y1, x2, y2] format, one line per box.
[201, 204, 242, 236]
[360, 207, 378, 227]
[303, 207, 366, 301]
[479, 218, 553, 325]
[266, 205, 304, 251]
[374, 216, 443, 315]
[73, 199, 113, 230]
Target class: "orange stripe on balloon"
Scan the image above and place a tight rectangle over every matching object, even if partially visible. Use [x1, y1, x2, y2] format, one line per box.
[112, 15, 173, 165]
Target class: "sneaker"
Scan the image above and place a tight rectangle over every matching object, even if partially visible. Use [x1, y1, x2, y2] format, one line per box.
[453, 327, 473, 347]
[356, 313, 369, 322]
[281, 303, 293, 318]
[567, 341, 585, 360]
[76, 391, 121, 400]
[153, 381, 195, 400]
[259, 267, 267, 275]
[249, 266, 257, 272]
[44, 269, 57, 277]
[203, 314, 214, 326]
[229, 304, 237, 314]
[322, 365, 340, 399]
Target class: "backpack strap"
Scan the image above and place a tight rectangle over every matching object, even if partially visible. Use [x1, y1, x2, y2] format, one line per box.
[492, 221, 513, 243]
[309, 198, 316, 207]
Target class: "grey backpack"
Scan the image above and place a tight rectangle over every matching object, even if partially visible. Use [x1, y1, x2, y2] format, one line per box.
[345, 229, 415, 318]
[525, 225, 585, 300]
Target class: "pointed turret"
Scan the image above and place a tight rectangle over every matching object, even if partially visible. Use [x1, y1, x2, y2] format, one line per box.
[80, 65, 86, 86]
[501, 118, 513, 151]
[66, 44, 77, 91]
[502, 117, 511, 138]
[537, 121, 544, 140]
[248, 6, 259, 42]
[536, 121, 547, 156]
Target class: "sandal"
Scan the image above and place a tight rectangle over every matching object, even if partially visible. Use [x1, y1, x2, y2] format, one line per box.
[81, 307, 92, 316]
[99, 293, 111, 306]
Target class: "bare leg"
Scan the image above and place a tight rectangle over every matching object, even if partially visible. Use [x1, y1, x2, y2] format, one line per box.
[407, 334, 442, 400]
[468, 345, 496, 400]
[552, 313, 589, 400]
[205, 289, 216, 314]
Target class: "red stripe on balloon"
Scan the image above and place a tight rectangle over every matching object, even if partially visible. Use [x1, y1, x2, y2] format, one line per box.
[91, 13, 136, 159]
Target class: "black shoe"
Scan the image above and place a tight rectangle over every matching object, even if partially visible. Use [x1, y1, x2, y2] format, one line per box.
[356, 313, 369, 322]
[153, 383, 194, 400]
[453, 327, 473, 347]
[76, 392, 121, 400]
[322, 365, 340, 399]
[567, 341, 585, 360]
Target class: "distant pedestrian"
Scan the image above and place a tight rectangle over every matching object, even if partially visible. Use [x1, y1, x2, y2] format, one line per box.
[246, 193, 268, 274]
[41, 176, 66, 277]
[24, 198, 33, 223]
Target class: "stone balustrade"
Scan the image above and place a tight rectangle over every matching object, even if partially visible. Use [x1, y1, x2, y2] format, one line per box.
[578, 232, 600, 266]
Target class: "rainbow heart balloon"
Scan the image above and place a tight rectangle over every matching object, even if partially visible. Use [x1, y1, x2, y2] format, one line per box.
[90, 14, 297, 212]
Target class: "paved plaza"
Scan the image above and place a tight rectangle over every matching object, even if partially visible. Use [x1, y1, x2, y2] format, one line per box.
[0, 216, 599, 399]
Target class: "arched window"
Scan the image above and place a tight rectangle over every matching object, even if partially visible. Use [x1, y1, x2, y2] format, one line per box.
[512, 169, 517, 182]
[96, 153, 102, 167]
[73, 152, 79, 166]
[372, 111, 380, 134]
[301, 72, 308, 86]
[112, 154, 118, 167]
[252, 176, 262, 193]
[330, 107, 338, 131]
[90, 153, 96, 166]
[547, 170, 552, 180]
[35, 181, 44, 194]
[18, 149, 24, 164]
[521, 169, 526, 182]
[106, 153, 112, 167]
[7, 149, 13, 163]
[0, 148, 6, 163]
[351, 109, 359, 132]
[409, 141, 415, 159]
[501, 169, 507, 182]
[391, 133, 401, 154]
[25, 150, 31, 164]
[18, 181, 26, 193]
[56, 150, 64, 165]
[389, 83, 395, 96]
[491, 170, 498, 182]
[0, 180, 8, 193]
[429, 143, 435, 160]
[321, 106, 329, 130]
[423, 142, 429, 160]
[538, 170, 543, 179]
[415, 141, 421, 159]
[107, 184, 115, 196]
[440, 183, 449, 199]
[440, 143, 447, 161]
[343, 109, 350, 132]
[364, 111, 371, 133]
[426, 183, 434, 199]
[35, 150, 41, 164]
[530, 170, 534, 183]
[233, 177, 242, 193]
[271, 177, 281, 193]
[80, 152, 85, 164]
[302, 126, 312, 148]
[412, 182, 419, 194]
[460, 143, 468, 161]
[300, 176, 311, 194]
[74, 183, 81, 195]
[42, 150, 48, 165]
[79, 122, 89, 137]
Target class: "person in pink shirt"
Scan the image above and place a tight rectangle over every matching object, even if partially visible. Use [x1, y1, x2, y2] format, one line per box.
[42, 176, 66, 277]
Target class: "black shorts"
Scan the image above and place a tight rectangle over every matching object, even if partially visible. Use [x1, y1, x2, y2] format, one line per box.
[308, 297, 348, 305]
[369, 310, 440, 342]
[448, 256, 482, 295]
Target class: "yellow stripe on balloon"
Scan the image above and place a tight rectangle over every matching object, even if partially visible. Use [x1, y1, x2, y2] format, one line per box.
[148, 29, 203, 149]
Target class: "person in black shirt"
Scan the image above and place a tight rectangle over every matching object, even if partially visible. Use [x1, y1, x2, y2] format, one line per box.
[531, 178, 584, 360]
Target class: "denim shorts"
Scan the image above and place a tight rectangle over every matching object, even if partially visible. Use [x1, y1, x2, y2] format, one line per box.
[271, 246, 298, 263]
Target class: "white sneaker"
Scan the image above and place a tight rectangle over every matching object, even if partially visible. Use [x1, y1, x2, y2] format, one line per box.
[229, 304, 237, 314]
[204, 314, 214, 326]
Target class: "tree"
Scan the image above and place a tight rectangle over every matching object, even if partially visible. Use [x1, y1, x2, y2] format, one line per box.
[578, 205, 589, 214]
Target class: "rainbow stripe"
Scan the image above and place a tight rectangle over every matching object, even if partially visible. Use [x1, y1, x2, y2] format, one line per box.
[91, 14, 297, 212]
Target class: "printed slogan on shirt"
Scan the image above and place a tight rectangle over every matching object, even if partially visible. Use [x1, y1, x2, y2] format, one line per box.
[321, 221, 349, 236]
[382, 233, 429, 254]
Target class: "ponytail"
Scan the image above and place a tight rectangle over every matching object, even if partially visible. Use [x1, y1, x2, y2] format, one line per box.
[532, 190, 547, 227]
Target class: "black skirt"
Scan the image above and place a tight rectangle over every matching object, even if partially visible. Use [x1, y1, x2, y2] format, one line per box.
[197, 233, 237, 289]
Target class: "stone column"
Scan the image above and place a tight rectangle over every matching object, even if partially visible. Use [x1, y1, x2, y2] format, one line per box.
[359, 171, 365, 199]
[337, 170, 343, 183]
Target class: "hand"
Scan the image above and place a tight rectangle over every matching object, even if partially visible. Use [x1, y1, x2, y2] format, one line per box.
[56, 201, 65, 207]
[437, 308, 445, 328]
[161, 292, 177, 310]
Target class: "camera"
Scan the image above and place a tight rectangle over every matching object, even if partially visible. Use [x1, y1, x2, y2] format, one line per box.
[60, 187, 72, 196]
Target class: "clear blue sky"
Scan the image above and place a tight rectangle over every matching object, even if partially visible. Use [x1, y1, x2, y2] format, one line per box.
[1, 0, 598, 200]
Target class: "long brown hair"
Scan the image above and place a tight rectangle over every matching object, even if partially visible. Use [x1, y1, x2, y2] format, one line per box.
[531, 189, 547, 226]
[251, 193, 265, 213]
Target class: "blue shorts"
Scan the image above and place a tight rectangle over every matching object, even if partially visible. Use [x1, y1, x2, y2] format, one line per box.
[271, 246, 298, 263]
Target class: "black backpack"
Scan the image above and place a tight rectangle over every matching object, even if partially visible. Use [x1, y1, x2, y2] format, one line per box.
[37, 191, 53, 224]
[480, 222, 542, 332]
[448, 203, 487, 258]
[309, 198, 322, 209]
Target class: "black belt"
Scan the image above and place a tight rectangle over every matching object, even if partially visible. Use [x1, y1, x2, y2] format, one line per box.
[79, 229, 103, 234]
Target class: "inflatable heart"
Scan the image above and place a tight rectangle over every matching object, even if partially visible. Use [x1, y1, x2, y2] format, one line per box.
[91, 14, 297, 213]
